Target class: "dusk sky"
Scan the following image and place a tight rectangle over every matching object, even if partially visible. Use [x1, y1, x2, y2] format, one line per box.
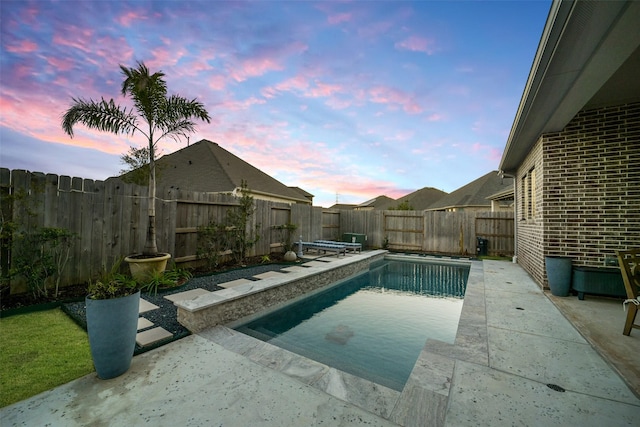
[1, 0, 551, 207]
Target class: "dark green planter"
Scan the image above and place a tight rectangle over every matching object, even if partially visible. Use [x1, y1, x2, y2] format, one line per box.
[86, 291, 140, 379]
[545, 256, 572, 297]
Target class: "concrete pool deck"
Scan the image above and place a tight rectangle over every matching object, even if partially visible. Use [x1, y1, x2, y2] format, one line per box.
[2, 257, 639, 426]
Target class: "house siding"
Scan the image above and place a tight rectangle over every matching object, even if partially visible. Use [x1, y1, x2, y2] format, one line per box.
[516, 139, 545, 286]
[516, 102, 640, 289]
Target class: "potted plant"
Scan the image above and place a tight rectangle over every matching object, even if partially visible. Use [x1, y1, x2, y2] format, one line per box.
[62, 61, 210, 281]
[275, 223, 298, 261]
[85, 262, 140, 379]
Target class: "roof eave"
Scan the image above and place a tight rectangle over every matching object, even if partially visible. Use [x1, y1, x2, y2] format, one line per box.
[499, 0, 640, 174]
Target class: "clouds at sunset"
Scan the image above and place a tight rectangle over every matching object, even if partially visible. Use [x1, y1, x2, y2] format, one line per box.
[0, 0, 550, 207]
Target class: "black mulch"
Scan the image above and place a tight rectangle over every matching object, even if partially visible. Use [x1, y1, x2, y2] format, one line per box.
[62, 262, 294, 354]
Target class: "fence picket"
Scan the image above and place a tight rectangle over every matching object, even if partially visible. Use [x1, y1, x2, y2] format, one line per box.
[2, 168, 514, 293]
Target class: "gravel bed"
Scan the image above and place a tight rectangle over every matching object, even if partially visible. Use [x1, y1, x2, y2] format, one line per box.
[63, 263, 292, 354]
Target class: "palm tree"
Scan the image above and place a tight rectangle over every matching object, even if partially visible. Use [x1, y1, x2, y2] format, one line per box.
[62, 61, 210, 256]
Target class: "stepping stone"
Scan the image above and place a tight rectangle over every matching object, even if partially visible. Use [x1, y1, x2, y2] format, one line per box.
[139, 299, 159, 314]
[281, 266, 308, 273]
[218, 278, 252, 289]
[137, 317, 154, 331]
[136, 327, 173, 347]
[163, 288, 210, 302]
[253, 271, 286, 279]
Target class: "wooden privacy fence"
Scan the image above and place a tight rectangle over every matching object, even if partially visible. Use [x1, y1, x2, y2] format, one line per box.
[328, 209, 514, 256]
[0, 169, 326, 291]
[2, 168, 514, 293]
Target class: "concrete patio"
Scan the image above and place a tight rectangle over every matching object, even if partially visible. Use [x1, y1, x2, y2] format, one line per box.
[1, 258, 639, 426]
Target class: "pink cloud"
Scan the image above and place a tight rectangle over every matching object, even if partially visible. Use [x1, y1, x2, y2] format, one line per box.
[368, 86, 422, 114]
[262, 74, 311, 98]
[395, 36, 437, 55]
[471, 142, 502, 162]
[328, 12, 352, 25]
[426, 113, 444, 122]
[231, 57, 283, 82]
[46, 56, 75, 72]
[116, 10, 148, 27]
[147, 46, 187, 69]
[208, 75, 227, 91]
[5, 40, 38, 53]
[384, 130, 415, 142]
[325, 98, 352, 110]
[309, 82, 342, 98]
[52, 27, 95, 53]
[229, 41, 307, 82]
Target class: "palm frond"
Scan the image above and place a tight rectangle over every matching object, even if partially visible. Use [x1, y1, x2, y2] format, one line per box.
[155, 95, 211, 142]
[61, 98, 140, 138]
[120, 62, 167, 125]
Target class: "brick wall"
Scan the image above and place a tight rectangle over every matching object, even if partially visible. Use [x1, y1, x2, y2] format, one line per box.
[516, 139, 545, 286]
[516, 102, 640, 288]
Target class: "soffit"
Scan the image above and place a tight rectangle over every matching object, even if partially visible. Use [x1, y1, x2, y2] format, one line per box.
[499, 0, 640, 174]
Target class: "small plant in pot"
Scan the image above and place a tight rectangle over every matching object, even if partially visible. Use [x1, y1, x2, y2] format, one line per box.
[85, 261, 141, 380]
[61, 61, 211, 281]
[141, 265, 193, 296]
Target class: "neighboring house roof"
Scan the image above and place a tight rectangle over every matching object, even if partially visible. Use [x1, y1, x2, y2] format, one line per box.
[288, 186, 314, 203]
[393, 187, 447, 210]
[500, 0, 640, 174]
[122, 139, 311, 204]
[425, 171, 514, 211]
[328, 203, 357, 210]
[487, 186, 514, 202]
[355, 195, 396, 210]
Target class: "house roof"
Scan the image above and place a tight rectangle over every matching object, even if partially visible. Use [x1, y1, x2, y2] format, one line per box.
[425, 171, 514, 211]
[143, 139, 311, 203]
[487, 186, 514, 202]
[355, 195, 396, 210]
[499, 0, 640, 174]
[393, 187, 447, 210]
[288, 186, 314, 202]
[327, 203, 358, 210]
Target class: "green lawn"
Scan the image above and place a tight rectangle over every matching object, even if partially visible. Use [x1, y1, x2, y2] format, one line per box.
[0, 308, 94, 408]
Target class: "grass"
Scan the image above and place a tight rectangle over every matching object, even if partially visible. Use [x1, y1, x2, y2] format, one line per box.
[0, 308, 94, 408]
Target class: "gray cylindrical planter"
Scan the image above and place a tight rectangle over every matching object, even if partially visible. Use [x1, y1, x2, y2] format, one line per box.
[86, 291, 140, 379]
[545, 256, 572, 297]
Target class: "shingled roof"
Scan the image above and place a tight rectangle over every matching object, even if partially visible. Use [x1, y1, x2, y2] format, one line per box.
[355, 195, 396, 210]
[131, 139, 312, 204]
[393, 187, 447, 210]
[425, 171, 513, 211]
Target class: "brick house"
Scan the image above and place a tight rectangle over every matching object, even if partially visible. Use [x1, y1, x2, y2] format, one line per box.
[499, 0, 640, 288]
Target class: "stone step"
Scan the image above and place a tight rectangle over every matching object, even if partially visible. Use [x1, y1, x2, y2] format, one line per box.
[136, 327, 173, 347]
[137, 317, 154, 331]
[139, 299, 159, 314]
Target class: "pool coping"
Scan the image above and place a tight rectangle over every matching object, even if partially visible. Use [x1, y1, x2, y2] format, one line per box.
[175, 251, 388, 332]
[194, 252, 485, 426]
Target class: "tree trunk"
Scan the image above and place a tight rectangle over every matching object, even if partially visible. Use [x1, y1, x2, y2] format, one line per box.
[143, 142, 158, 255]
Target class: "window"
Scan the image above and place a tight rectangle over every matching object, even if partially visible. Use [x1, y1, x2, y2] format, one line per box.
[522, 168, 536, 220]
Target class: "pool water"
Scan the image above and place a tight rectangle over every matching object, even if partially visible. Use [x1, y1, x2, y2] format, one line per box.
[235, 259, 469, 391]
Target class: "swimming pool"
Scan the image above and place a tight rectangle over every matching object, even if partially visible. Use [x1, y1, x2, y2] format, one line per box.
[235, 258, 470, 391]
